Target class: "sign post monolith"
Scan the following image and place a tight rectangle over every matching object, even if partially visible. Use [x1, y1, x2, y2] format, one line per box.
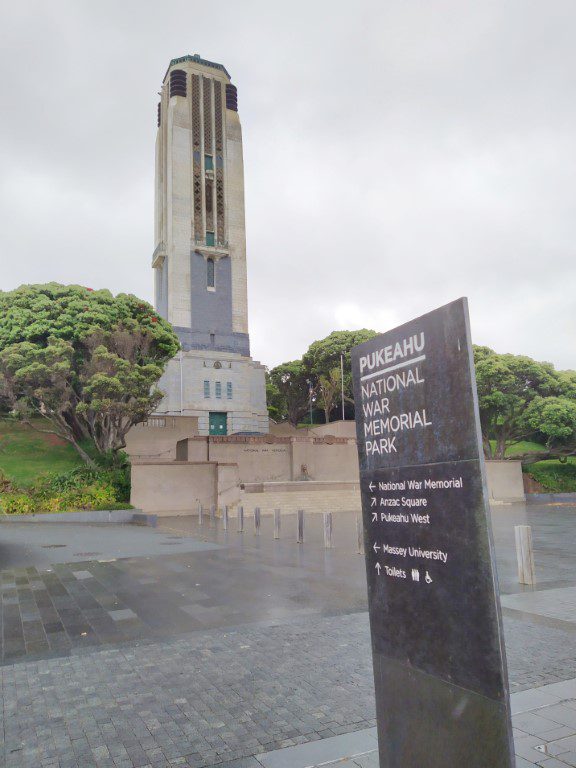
[351, 298, 515, 767]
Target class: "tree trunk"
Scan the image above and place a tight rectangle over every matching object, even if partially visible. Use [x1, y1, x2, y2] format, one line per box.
[70, 438, 98, 470]
[23, 414, 99, 470]
[495, 434, 507, 460]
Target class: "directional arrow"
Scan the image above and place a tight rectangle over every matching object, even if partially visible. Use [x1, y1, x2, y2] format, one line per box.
[369, 482, 376, 492]
[371, 512, 378, 522]
[370, 497, 377, 507]
[375, 562, 382, 575]
[373, 543, 381, 553]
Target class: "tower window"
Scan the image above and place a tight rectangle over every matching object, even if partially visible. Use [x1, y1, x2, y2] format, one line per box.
[205, 179, 213, 214]
[206, 231, 215, 247]
[227, 382, 233, 400]
[207, 258, 215, 288]
[169, 69, 187, 98]
[215, 381, 222, 399]
[205, 155, 214, 171]
[204, 380, 210, 398]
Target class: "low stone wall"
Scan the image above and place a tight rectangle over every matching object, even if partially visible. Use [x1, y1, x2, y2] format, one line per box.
[129, 439, 525, 514]
[0, 509, 140, 524]
[205, 434, 360, 483]
[485, 461, 525, 503]
[525, 492, 576, 504]
[125, 416, 199, 461]
[239, 480, 361, 516]
[130, 461, 218, 515]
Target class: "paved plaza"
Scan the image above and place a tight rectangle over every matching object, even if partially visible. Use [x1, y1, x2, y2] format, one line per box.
[1, 503, 576, 766]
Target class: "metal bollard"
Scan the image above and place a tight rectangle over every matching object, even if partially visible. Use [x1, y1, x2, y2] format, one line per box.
[297, 509, 304, 543]
[323, 511, 333, 549]
[210, 505, 216, 527]
[254, 507, 261, 536]
[237, 505, 244, 533]
[515, 525, 536, 585]
[198, 502, 203, 527]
[356, 514, 365, 554]
[274, 509, 281, 540]
[223, 505, 229, 532]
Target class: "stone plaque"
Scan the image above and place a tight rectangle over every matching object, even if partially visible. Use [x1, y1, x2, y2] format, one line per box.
[351, 298, 515, 767]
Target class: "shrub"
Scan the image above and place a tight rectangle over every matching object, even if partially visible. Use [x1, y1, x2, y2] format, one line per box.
[0, 459, 131, 514]
[0, 469, 15, 493]
[525, 461, 576, 493]
[1, 494, 36, 515]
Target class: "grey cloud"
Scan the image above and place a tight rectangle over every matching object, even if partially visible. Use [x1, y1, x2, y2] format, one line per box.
[0, 0, 574, 370]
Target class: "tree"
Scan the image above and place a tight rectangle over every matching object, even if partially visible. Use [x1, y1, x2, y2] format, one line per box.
[317, 367, 342, 424]
[473, 345, 576, 460]
[303, 329, 377, 418]
[521, 396, 576, 462]
[265, 371, 284, 423]
[0, 284, 180, 467]
[267, 360, 311, 426]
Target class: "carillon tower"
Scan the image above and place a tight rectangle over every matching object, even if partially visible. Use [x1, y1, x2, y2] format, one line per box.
[152, 54, 268, 435]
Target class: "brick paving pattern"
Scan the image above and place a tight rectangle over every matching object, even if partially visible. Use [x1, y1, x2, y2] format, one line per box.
[1, 502, 576, 767]
[2, 613, 376, 768]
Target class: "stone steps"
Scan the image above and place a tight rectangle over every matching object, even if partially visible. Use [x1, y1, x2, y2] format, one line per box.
[238, 489, 361, 515]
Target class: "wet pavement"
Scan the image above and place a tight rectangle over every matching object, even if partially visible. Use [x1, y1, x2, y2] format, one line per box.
[0, 502, 575, 766]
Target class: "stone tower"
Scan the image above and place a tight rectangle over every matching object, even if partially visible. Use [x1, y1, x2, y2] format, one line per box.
[152, 55, 268, 435]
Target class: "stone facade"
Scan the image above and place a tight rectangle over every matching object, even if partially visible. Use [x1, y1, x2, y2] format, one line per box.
[154, 350, 268, 435]
[128, 423, 526, 514]
[152, 54, 267, 434]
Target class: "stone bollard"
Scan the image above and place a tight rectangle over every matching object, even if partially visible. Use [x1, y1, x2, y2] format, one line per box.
[274, 509, 281, 540]
[323, 511, 333, 549]
[356, 514, 365, 554]
[254, 507, 261, 536]
[237, 505, 244, 533]
[210, 505, 216, 528]
[515, 525, 536, 585]
[223, 505, 229, 532]
[198, 502, 203, 527]
[297, 509, 304, 544]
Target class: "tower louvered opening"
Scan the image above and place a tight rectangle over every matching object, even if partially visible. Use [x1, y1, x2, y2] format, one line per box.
[170, 69, 187, 98]
[157, 102, 161, 127]
[225, 84, 238, 111]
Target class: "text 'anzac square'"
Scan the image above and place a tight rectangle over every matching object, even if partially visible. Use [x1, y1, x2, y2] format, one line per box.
[152, 54, 268, 436]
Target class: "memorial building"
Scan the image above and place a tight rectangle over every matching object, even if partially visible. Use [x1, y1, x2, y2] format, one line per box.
[126, 55, 523, 516]
[151, 54, 268, 436]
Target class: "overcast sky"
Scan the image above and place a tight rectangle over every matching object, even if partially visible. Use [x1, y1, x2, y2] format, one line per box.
[1, 0, 575, 370]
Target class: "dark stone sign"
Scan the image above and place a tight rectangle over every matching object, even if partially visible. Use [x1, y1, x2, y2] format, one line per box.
[351, 298, 515, 767]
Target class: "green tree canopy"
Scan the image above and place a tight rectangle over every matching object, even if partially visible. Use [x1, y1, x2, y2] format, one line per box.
[522, 396, 576, 459]
[267, 360, 311, 426]
[473, 345, 575, 460]
[303, 329, 377, 420]
[268, 330, 378, 425]
[0, 283, 180, 466]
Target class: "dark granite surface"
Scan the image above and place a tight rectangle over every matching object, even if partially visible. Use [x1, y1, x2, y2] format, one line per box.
[351, 299, 515, 766]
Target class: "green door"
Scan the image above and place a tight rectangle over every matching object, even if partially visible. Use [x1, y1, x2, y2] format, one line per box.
[209, 412, 227, 436]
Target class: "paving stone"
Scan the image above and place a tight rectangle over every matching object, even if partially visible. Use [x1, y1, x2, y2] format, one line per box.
[109, 609, 138, 622]
[72, 571, 94, 581]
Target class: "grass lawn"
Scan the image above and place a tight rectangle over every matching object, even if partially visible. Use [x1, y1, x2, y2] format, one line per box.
[525, 456, 576, 493]
[504, 440, 546, 456]
[0, 419, 83, 488]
